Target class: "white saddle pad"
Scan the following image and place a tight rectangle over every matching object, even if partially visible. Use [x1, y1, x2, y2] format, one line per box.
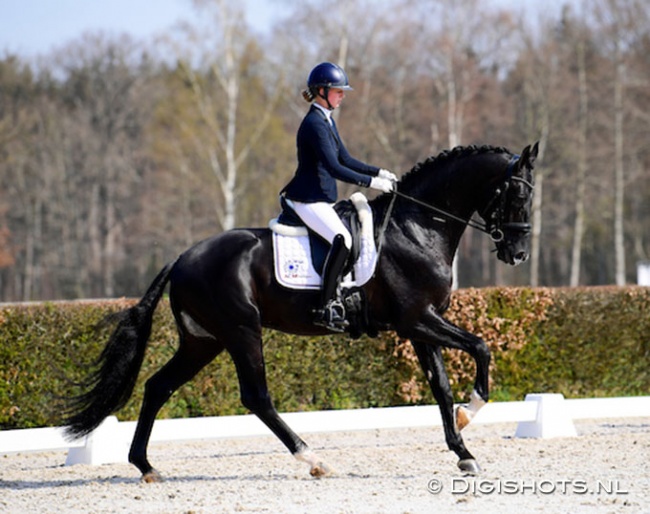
[270, 192, 378, 290]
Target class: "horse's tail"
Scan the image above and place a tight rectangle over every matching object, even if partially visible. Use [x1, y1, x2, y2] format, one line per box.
[64, 260, 176, 439]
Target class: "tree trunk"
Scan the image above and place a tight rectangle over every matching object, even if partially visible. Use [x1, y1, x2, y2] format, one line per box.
[570, 39, 588, 287]
[613, 43, 626, 285]
[529, 107, 549, 288]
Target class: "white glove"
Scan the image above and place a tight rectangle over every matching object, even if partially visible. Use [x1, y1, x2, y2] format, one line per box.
[369, 176, 395, 193]
[378, 169, 398, 183]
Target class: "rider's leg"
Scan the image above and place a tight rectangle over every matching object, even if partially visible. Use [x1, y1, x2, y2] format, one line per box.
[289, 201, 352, 330]
[315, 233, 350, 328]
[289, 201, 352, 249]
[320, 234, 350, 303]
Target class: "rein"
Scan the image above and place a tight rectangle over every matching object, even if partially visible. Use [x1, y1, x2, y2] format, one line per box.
[376, 190, 397, 255]
[393, 190, 494, 235]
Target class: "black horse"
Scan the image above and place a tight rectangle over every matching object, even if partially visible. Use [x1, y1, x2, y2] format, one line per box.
[65, 143, 538, 482]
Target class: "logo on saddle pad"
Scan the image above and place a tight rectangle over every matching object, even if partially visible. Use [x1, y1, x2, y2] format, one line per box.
[270, 192, 378, 290]
[283, 258, 311, 280]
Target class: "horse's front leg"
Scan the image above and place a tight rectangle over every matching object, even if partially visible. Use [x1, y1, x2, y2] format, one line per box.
[399, 308, 490, 473]
[404, 308, 490, 423]
[411, 341, 482, 475]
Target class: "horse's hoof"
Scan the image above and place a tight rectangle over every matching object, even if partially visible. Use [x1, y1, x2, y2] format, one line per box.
[458, 459, 481, 475]
[141, 469, 164, 483]
[455, 405, 471, 431]
[309, 461, 333, 478]
[295, 449, 334, 478]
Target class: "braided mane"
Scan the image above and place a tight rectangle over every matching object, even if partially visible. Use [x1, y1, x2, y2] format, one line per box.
[399, 145, 511, 191]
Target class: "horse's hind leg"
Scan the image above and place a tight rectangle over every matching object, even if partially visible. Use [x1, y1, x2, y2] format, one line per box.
[129, 335, 223, 482]
[228, 329, 333, 477]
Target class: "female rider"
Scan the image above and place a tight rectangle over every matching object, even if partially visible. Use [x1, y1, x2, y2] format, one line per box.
[281, 62, 397, 331]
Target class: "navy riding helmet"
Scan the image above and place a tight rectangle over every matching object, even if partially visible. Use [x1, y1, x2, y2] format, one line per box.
[302, 62, 353, 104]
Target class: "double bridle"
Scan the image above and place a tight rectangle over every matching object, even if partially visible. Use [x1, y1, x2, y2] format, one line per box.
[481, 174, 534, 242]
[380, 155, 534, 246]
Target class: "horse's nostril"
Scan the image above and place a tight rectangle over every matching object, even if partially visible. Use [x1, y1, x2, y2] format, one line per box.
[514, 252, 528, 263]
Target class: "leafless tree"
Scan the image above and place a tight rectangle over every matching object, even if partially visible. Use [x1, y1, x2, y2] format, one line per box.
[171, 0, 283, 231]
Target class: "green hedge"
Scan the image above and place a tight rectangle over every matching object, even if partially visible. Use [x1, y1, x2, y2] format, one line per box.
[1, 287, 648, 430]
[491, 287, 650, 400]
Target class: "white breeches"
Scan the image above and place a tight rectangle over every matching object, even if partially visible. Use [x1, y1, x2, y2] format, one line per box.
[289, 200, 352, 250]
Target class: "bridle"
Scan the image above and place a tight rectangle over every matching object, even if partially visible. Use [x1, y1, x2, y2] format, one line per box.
[379, 155, 534, 248]
[478, 154, 534, 242]
[483, 174, 535, 242]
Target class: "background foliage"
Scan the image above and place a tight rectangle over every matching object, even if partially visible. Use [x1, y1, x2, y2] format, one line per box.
[1, 0, 649, 301]
[1, 286, 648, 430]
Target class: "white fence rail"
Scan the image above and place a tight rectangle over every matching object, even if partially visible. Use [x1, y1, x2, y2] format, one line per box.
[1, 394, 648, 466]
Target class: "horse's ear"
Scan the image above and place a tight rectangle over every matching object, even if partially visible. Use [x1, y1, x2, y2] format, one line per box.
[519, 141, 539, 168]
[529, 141, 539, 164]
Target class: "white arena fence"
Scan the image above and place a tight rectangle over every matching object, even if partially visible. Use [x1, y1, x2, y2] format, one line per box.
[0, 394, 648, 466]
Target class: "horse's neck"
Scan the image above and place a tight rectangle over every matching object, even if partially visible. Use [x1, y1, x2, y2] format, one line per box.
[382, 161, 501, 256]
[398, 177, 491, 232]
[371, 197, 465, 264]
[439, 163, 502, 218]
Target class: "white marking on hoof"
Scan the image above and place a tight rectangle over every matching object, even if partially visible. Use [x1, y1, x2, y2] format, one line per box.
[295, 449, 334, 478]
[455, 390, 487, 431]
[467, 389, 487, 413]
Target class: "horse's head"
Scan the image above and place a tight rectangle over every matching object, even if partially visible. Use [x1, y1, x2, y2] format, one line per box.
[481, 142, 538, 266]
[386, 144, 538, 266]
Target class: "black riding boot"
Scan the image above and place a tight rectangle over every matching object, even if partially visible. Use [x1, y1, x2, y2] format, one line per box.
[314, 234, 350, 332]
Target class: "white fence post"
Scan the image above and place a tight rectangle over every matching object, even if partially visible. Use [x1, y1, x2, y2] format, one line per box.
[637, 260, 650, 285]
[514, 393, 578, 438]
[65, 416, 129, 466]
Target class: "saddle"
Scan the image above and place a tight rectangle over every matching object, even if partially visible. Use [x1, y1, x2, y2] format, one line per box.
[270, 192, 378, 288]
[275, 196, 361, 276]
[269, 192, 378, 337]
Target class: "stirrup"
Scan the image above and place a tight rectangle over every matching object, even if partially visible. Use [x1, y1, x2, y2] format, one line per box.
[313, 299, 349, 333]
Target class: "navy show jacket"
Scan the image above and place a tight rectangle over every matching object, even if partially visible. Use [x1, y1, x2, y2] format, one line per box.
[282, 105, 379, 203]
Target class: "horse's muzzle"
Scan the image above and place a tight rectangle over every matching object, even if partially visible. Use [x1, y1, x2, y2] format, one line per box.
[497, 244, 529, 266]
[512, 251, 529, 266]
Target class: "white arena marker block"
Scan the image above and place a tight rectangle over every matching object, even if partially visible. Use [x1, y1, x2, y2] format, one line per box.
[515, 393, 578, 439]
[65, 416, 129, 466]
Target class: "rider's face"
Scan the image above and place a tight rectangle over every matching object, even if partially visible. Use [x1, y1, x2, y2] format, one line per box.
[318, 87, 345, 109]
[327, 88, 345, 109]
